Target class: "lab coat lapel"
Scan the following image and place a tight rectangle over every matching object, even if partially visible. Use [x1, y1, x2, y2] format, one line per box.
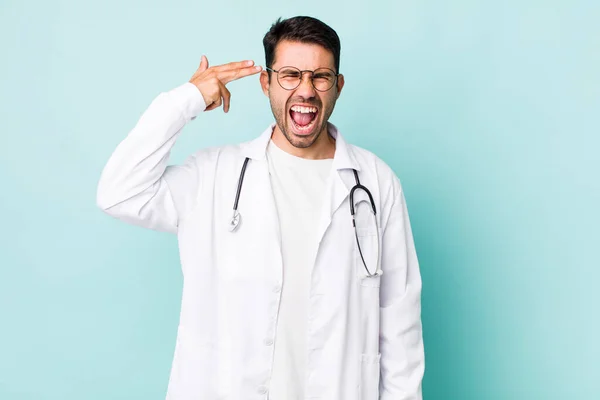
[314, 123, 361, 246]
[315, 169, 352, 245]
[254, 158, 282, 249]
[239, 124, 283, 264]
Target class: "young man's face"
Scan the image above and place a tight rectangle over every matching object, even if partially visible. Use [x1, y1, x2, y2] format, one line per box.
[260, 40, 345, 149]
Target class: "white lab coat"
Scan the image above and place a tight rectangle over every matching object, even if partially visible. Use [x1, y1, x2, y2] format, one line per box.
[97, 82, 424, 400]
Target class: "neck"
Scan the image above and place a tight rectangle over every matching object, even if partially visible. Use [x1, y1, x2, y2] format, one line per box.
[271, 124, 336, 159]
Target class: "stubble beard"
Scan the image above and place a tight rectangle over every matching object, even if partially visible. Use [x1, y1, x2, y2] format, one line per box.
[270, 97, 336, 149]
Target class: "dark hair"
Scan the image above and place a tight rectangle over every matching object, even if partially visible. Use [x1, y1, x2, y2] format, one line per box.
[263, 16, 341, 74]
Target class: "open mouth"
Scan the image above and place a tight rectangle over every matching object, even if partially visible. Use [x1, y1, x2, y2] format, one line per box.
[289, 105, 319, 135]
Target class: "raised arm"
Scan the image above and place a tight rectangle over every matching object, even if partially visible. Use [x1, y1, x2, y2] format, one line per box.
[96, 57, 262, 233]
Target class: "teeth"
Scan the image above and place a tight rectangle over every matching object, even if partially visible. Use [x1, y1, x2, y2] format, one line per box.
[291, 105, 317, 114]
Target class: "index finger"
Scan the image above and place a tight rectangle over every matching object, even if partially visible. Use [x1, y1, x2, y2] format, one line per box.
[213, 60, 256, 72]
[219, 65, 263, 84]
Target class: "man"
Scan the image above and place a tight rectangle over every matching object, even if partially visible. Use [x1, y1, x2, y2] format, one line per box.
[97, 16, 424, 400]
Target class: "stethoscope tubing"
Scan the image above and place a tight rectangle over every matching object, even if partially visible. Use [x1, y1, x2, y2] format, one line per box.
[230, 157, 381, 277]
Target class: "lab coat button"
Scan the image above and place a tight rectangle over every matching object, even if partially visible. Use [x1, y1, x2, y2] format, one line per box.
[264, 338, 274, 346]
[257, 385, 268, 394]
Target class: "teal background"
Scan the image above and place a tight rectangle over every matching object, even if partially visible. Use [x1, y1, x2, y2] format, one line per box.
[1, 0, 598, 399]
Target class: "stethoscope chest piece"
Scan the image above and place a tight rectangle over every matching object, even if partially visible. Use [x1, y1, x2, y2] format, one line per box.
[228, 157, 250, 233]
[229, 210, 241, 232]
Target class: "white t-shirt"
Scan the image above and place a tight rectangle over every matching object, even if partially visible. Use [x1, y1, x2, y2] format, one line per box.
[266, 139, 333, 400]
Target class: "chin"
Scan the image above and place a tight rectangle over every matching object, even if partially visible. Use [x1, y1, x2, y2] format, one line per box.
[284, 122, 323, 148]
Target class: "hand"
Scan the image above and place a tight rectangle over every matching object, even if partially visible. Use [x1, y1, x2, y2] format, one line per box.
[189, 55, 262, 113]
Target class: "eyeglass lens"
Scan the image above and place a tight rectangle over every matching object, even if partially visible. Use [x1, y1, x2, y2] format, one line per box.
[276, 67, 337, 91]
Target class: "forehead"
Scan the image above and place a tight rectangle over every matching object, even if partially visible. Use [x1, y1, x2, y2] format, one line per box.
[272, 40, 335, 70]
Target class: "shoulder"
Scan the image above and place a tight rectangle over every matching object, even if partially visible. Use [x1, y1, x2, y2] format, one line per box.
[348, 143, 402, 190]
[346, 143, 407, 227]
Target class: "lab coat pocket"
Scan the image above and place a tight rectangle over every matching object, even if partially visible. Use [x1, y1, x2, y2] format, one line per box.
[359, 353, 381, 400]
[354, 227, 382, 288]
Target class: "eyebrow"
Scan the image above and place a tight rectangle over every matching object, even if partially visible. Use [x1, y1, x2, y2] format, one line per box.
[271, 66, 335, 71]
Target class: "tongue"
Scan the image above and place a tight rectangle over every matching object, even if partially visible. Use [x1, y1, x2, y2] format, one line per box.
[291, 111, 316, 127]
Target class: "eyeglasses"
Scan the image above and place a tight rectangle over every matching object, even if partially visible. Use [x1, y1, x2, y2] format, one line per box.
[265, 66, 339, 92]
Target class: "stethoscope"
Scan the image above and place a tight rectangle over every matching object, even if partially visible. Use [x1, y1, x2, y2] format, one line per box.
[228, 158, 382, 278]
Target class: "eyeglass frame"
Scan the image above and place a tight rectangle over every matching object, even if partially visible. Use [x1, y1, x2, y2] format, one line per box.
[265, 66, 340, 92]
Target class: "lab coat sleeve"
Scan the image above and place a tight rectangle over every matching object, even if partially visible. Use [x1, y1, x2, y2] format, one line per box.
[96, 82, 207, 233]
[379, 176, 425, 400]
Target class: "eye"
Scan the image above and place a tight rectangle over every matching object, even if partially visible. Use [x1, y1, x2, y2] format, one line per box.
[314, 73, 333, 80]
[280, 70, 301, 79]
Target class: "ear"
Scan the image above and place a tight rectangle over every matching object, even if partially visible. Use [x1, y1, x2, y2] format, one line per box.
[335, 74, 345, 99]
[259, 70, 270, 96]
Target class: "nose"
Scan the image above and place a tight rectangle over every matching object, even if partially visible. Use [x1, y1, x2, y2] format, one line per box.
[294, 71, 317, 98]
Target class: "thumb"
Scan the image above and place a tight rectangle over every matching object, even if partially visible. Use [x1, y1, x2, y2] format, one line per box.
[198, 55, 209, 72]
